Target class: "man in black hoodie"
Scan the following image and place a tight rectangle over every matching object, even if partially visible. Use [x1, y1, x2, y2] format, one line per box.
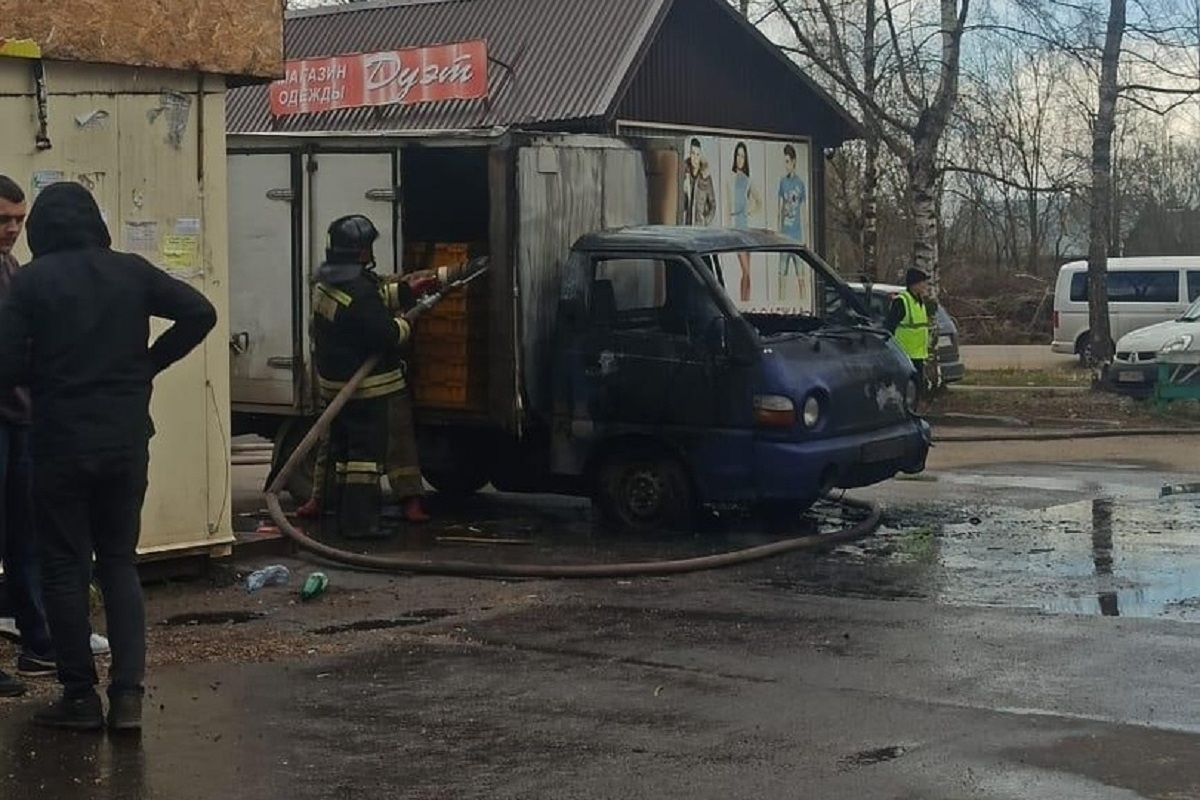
[0, 182, 216, 732]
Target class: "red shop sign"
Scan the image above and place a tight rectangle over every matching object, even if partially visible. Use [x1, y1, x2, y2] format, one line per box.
[269, 40, 488, 117]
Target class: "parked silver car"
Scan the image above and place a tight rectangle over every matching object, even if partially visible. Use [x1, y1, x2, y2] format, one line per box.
[846, 282, 966, 383]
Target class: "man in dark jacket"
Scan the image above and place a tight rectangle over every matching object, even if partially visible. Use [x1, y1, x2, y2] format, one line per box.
[312, 215, 413, 539]
[0, 175, 55, 699]
[0, 182, 216, 731]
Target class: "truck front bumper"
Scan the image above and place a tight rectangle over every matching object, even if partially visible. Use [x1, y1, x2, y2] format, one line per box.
[751, 417, 931, 502]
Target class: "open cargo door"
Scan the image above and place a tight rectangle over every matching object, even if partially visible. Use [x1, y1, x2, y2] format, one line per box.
[228, 151, 300, 408]
[307, 152, 399, 276]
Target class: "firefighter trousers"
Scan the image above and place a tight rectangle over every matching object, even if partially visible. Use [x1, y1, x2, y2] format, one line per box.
[314, 391, 422, 505]
[386, 391, 423, 500]
[327, 396, 388, 539]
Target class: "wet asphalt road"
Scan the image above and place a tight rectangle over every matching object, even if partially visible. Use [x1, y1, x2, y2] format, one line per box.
[2, 434, 1200, 799]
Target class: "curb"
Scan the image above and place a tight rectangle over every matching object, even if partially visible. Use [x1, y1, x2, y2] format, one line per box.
[926, 412, 1027, 428]
[932, 427, 1200, 443]
[949, 385, 1089, 395]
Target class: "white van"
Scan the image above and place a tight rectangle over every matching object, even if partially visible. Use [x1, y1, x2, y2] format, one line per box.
[1051, 257, 1200, 361]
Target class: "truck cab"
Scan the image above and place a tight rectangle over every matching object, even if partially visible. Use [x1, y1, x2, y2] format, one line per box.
[544, 226, 930, 529]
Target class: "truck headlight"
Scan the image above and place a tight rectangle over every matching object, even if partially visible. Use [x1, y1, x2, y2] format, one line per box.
[802, 395, 821, 428]
[753, 394, 796, 427]
[1160, 335, 1193, 353]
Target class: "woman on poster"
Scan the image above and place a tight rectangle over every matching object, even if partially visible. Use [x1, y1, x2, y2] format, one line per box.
[726, 141, 761, 302]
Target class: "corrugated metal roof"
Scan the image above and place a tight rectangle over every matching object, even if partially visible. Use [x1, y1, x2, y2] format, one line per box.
[226, 0, 672, 134]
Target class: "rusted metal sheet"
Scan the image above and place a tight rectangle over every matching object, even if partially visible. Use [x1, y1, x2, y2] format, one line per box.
[227, 0, 670, 134]
[0, 0, 283, 78]
[515, 138, 649, 415]
[614, 0, 859, 147]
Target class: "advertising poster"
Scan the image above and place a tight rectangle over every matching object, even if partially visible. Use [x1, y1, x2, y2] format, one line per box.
[763, 140, 815, 313]
[718, 138, 767, 308]
[679, 135, 721, 228]
[674, 133, 816, 315]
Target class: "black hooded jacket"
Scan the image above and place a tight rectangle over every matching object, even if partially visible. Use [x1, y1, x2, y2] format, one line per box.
[0, 182, 217, 458]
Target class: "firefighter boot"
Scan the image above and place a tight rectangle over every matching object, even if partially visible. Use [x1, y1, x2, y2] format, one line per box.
[338, 483, 389, 540]
[402, 496, 430, 524]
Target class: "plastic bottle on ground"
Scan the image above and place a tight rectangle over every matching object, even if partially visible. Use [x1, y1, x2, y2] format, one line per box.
[245, 565, 291, 593]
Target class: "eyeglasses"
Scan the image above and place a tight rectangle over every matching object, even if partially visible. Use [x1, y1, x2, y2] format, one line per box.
[0, 215, 25, 226]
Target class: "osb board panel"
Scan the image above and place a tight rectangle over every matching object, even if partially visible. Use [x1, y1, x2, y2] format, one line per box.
[0, 0, 283, 78]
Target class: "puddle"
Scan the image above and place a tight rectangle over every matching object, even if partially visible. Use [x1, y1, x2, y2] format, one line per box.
[933, 495, 1200, 619]
[312, 609, 454, 635]
[767, 492, 1200, 622]
[161, 611, 266, 627]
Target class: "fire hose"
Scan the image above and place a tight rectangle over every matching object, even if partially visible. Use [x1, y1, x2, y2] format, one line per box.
[263, 262, 883, 578]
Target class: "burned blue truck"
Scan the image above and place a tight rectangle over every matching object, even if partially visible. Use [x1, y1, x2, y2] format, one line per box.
[231, 136, 928, 529]
[546, 226, 930, 529]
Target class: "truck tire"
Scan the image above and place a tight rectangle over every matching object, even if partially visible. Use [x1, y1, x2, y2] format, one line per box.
[595, 450, 694, 533]
[423, 466, 490, 498]
[268, 419, 317, 503]
[416, 427, 493, 498]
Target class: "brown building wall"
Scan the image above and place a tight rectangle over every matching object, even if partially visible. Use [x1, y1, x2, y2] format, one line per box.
[0, 0, 283, 78]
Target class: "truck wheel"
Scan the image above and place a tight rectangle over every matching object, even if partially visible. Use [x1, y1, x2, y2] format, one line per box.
[268, 420, 317, 503]
[423, 466, 489, 498]
[596, 451, 694, 532]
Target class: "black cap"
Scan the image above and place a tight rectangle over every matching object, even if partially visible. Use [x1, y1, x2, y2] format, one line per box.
[905, 268, 930, 287]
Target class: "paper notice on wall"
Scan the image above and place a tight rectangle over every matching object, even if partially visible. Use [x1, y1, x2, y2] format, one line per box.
[31, 170, 63, 197]
[174, 218, 201, 236]
[123, 221, 159, 255]
[161, 234, 199, 271]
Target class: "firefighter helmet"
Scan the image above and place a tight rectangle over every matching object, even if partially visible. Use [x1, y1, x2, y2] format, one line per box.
[326, 215, 379, 260]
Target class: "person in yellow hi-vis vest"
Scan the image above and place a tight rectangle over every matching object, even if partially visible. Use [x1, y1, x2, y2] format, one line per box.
[885, 268, 931, 398]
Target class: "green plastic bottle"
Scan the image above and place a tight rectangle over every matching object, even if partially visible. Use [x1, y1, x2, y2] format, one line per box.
[301, 572, 329, 602]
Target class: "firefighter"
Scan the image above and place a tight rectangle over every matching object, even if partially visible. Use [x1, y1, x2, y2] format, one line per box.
[299, 268, 437, 524]
[312, 214, 414, 539]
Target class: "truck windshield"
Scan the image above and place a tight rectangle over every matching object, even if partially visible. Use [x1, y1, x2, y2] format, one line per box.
[1180, 296, 1200, 322]
[697, 249, 872, 335]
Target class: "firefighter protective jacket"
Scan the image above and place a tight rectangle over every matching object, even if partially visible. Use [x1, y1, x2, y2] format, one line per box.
[312, 261, 410, 401]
